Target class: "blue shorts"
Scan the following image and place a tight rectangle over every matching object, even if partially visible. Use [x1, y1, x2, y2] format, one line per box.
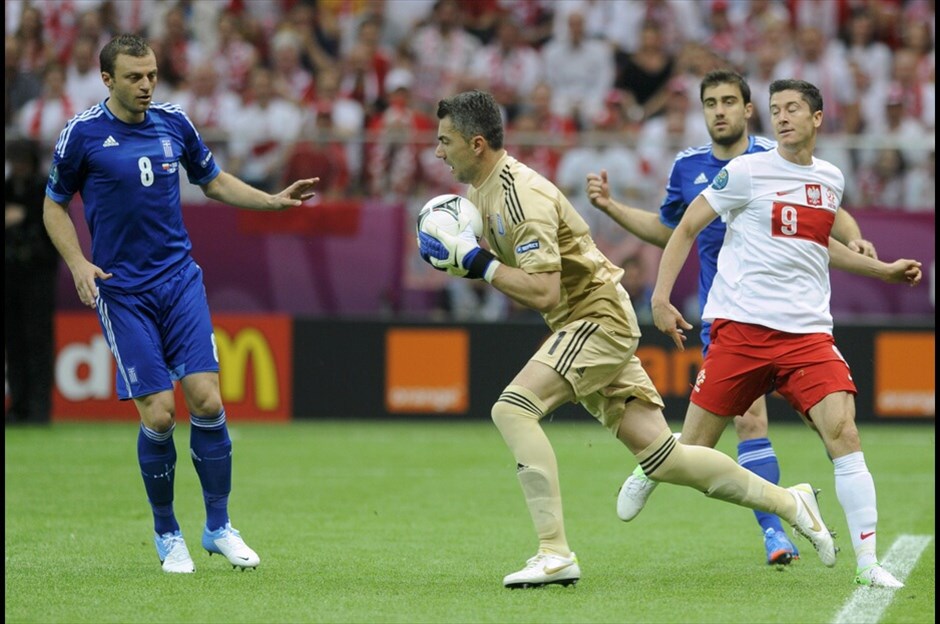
[701, 319, 713, 357]
[96, 261, 219, 400]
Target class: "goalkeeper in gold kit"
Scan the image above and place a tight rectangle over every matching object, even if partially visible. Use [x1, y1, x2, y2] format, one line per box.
[418, 90, 837, 589]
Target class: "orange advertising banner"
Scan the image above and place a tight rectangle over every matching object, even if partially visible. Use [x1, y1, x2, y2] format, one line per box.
[874, 331, 935, 418]
[385, 328, 469, 413]
[52, 313, 293, 422]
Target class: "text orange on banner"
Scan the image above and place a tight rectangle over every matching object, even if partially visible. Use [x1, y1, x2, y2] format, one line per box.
[875, 331, 935, 417]
[385, 328, 469, 413]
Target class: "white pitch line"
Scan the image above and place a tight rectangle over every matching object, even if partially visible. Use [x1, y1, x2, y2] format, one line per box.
[832, 534, 933, 624]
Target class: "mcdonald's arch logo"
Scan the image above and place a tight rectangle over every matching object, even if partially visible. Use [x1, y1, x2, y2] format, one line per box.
[211, 315, 293, 421]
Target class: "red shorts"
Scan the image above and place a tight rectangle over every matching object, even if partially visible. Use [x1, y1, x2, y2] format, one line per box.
[690, 319, 857, 417]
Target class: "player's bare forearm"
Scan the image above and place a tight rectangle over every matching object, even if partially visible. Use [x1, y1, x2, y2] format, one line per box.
[651, 227, 695, 349]
[828, 238, 921, 285]
[586, 170, 672, 247]
[651, 197, 715, 349]
[828, 237, 879, 275]
[606, 200, 672, 247]
[202, 171, 318, 210]
[489, 268, 560, 314]
[831, 208, 877, 259]
[43, 196, 88, 270]
[652, 196, 713, 304]
[43, 195, 112, 307]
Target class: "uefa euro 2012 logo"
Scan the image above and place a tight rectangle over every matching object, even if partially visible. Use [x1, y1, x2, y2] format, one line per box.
[711, 168, 729, 190]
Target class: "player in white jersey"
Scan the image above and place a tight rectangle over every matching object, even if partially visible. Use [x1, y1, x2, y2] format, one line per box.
[650, 79, 923, 588]
[418, 90, 842, 589]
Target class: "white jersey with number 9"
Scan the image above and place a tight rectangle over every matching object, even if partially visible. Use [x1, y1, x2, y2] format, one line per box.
[700, 149, 844, 335]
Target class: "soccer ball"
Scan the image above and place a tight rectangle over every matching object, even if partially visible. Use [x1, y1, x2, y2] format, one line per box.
[416, 194, 483, 241]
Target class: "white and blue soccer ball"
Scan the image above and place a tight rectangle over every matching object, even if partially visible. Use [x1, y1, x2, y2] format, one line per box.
[416, 194, 483, 241]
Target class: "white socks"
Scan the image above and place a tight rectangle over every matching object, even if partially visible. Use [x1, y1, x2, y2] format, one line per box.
[833, 451, 878, 569]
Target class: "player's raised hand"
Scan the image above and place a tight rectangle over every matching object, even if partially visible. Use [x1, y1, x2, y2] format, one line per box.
[651, 298, 693, 351]
[882, 258, 923, 286]
[71, 260, 113, 309]
[586, 170, 612, 212]
[848, 238, 878, 259]
[275, 177, 320, 207]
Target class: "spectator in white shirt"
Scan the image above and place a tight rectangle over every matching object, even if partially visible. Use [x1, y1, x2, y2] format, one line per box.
[903, 150, 936, 212]
[407, 0, 481, 111]
[468, 13, 541, 120]
[834, 8, 894, 85]
[16, 63, 76, 159]
[863, 82, 930, 168]
[773, 25, 860, 134]
[227, 67, 304, 193]
[171, 59, 241, 194]
[539, 9, 614, 129]
[65, 35, 107, 111]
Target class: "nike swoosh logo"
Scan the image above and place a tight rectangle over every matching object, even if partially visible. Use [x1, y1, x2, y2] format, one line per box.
[860, 531, 875, 540]
[776, 188, 801, 196]
[543, 562, 573, 575]
[798, 497, 822, 532]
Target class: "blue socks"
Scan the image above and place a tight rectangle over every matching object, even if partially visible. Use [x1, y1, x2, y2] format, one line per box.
[190, 410, 232, 532]
[737, 438, 786, 534]
[138, 423, 179, 536]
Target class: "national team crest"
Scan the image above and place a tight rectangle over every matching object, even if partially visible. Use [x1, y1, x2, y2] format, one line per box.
[487, 213, 505, 236]
[805, 184, 822, 206]
[825, 187, 837, 209]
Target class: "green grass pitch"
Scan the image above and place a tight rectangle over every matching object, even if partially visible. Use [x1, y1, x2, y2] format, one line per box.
[5, 420, 935, 623]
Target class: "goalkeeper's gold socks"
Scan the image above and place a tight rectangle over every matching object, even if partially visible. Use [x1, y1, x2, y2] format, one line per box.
[638, 428, 794, 519]
[492, 385, 570, 557]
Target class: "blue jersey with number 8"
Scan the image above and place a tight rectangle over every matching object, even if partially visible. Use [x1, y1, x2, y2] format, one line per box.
[46, 100, 220, 293]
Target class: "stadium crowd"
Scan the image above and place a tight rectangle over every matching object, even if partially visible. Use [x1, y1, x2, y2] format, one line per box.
[4, 0, 936, 317]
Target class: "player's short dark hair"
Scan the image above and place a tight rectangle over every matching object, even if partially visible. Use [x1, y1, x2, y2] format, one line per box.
[437, 91, 504, 150]
[99, 33, 152, 76]
[700, 70, 751, 105]
[770, 79, 824, 113]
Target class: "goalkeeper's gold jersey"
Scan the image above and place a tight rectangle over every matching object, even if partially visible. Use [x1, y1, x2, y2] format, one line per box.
[468, 151, 641, 338]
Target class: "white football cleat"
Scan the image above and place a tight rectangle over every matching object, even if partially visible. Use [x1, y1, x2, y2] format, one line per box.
[616, 465, 659, 522]
[202, 522, 260, 569]
[787, 483, 837, 567]
[503, 551, 580, 589]
[856, 563, 904, 588]
[155, 530, 195, 574]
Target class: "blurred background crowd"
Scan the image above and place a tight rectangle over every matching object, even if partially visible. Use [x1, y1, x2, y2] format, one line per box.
[4, 0, 937, 322]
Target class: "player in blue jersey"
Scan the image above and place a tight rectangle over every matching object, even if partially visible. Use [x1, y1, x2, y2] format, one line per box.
[42, 34, 318, 574]
[586, 69, 876, 566]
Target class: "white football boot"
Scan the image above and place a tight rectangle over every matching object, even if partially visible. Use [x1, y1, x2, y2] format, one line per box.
[202, 522, 260, 570]
[155, 530, 195, 574]
[787, 483, 837, 567]
[503, 551, 580, 589]
[616, 465, 659, 522]
[855, 563, 904, 588]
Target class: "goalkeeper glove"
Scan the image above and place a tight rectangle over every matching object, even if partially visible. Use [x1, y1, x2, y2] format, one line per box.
[419, 221, 500, 282]
[417, 232, 449, 273]
[418, 230, 467, 276]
